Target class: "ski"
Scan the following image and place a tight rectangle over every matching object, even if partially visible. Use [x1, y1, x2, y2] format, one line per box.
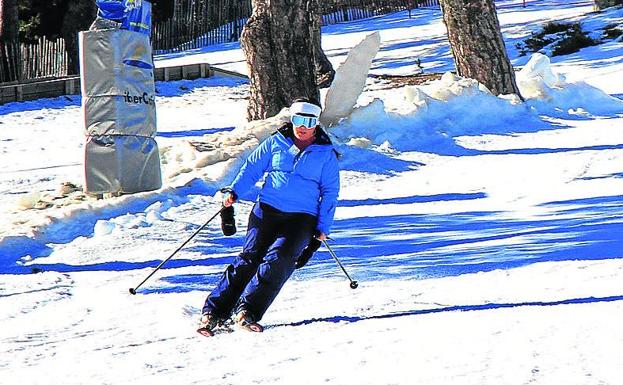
[196, 320, 263, 337]
[196, 319, 235, 337]
[196, 327, 217, 337]
[237, 322, 264, 333]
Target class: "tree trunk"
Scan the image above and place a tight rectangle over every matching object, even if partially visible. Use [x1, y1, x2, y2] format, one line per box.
[594, 0, 623, 10]
[311, 1, 334, 88]
[0, 0, 18, 40]
[61, 0, 97, 75]
[241, 0, 319, 121]
[1, 0, 19, 82]
[439, 0, 522, 98]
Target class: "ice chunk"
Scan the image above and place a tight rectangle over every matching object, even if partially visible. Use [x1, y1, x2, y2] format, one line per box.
[94, 220, 116, 236]
[320, 31, 381, 127]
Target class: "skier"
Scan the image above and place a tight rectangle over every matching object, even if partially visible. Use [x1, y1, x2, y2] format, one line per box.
[198, 98, 340, 335]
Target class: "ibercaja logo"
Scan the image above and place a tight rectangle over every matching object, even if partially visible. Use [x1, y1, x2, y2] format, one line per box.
[124, 91, 155, 105]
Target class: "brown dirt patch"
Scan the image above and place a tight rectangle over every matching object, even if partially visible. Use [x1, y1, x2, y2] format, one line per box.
[367, 72, 444, 89]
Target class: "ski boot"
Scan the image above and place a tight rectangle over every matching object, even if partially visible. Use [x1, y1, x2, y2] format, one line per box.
[234, 309, 263, 333]
[197, 313, 220, 337]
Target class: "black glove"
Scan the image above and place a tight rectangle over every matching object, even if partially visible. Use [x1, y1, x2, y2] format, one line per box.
[220, 204, 236, 236]
[219, 187, 237, 236]
[295, 237, 322, 269]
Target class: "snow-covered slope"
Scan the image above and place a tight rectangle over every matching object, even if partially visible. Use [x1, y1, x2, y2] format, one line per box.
[1, 1, 623, 384]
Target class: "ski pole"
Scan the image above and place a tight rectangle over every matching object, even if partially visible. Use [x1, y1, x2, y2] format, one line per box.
[129, 206, 225, 295]
[321, 240, 358, 289]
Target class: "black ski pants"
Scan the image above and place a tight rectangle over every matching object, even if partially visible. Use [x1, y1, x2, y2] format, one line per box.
[202, 202, 316, 321]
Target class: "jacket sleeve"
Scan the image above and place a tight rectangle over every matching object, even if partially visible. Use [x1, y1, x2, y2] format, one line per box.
[316, 151, 340, 235]
[228, 137, 273, 199]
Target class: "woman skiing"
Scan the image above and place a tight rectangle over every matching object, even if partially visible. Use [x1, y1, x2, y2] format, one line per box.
[199, 98, 340, 335]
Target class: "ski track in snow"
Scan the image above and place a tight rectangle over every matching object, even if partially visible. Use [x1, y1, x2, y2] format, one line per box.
[1, 1, 623, 384]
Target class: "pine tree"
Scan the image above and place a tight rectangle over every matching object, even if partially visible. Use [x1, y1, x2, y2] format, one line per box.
[240, 0, 321, 121]
[60, 0, 96, 75]
[1, 0, 19, 81]
[594, 0, 623, 10]
[310, 0, 334, 88]
[440, 0, 522, 98]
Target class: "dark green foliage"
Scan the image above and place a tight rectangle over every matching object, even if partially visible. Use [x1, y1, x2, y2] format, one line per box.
[61, 0, 98, 74]
[18, 0, 69, 42]
[17, 0, 171, 41]
[551, 25, 598, 55]
[151, 0, 174, 23]
[516, 21, 599, 57]
[603, 24, 623, 40]
[541, 21, 572, 35]
[594, 0, 623, 10]
[519, 34, 553, 55]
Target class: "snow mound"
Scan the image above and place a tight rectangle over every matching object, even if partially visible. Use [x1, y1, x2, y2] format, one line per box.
[93, 220, 117, 236]
[5, 57, 621, 244]
[159, 111, 289, 187]
[91, 199, 179, 238]
[332, 75, 531, 154]
[15, 192, 42, 210]
[331, 53, 622, 154]
[517, 53, 623, 116]
[517, 53, 567, 97]
[425, 72, 496, 101]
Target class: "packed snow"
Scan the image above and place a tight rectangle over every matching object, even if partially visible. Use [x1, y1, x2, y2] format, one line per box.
[1, 1, 623, 384]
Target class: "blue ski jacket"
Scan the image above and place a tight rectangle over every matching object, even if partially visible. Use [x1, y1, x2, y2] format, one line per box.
[229, 124, 340, 235]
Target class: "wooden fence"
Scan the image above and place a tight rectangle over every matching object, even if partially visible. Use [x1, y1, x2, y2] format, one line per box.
[0, 37, 68, 84]
[319, 0, 439, 24]
[21, 37, 68, 80]
[153, 0, 251, 53]
[0, 41, 22, 83]
[0, 62, 249, 104]
[413, 0, 440, 7]
[1, 0, 440, 84]
[152, 0, 440, 54]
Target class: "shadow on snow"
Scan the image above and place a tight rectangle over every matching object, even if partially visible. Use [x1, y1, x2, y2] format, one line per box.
[155, 76, 247, 98]
[156, 127, 235, 138]
[112, 194, 623, 295]
[297, 194, 623, 282]
[4, 192, 622, 296]
[268, 294, 623, 329]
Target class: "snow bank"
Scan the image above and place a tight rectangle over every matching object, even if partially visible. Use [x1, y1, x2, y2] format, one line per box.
[517, 53, 623, 116]
[152, 53, 623, 185]
[15, 192, 42, 210]
[159, 111, 288, 187]
[92, 199, 177, 237]
[331, 54, 623, 155]
[332, 74, 530, 155]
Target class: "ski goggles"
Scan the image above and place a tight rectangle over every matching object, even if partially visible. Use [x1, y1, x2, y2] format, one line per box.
[291, 114, 318, 129]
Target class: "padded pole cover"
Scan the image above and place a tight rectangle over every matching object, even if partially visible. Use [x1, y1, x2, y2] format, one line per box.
[80, 29, 162, 194]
